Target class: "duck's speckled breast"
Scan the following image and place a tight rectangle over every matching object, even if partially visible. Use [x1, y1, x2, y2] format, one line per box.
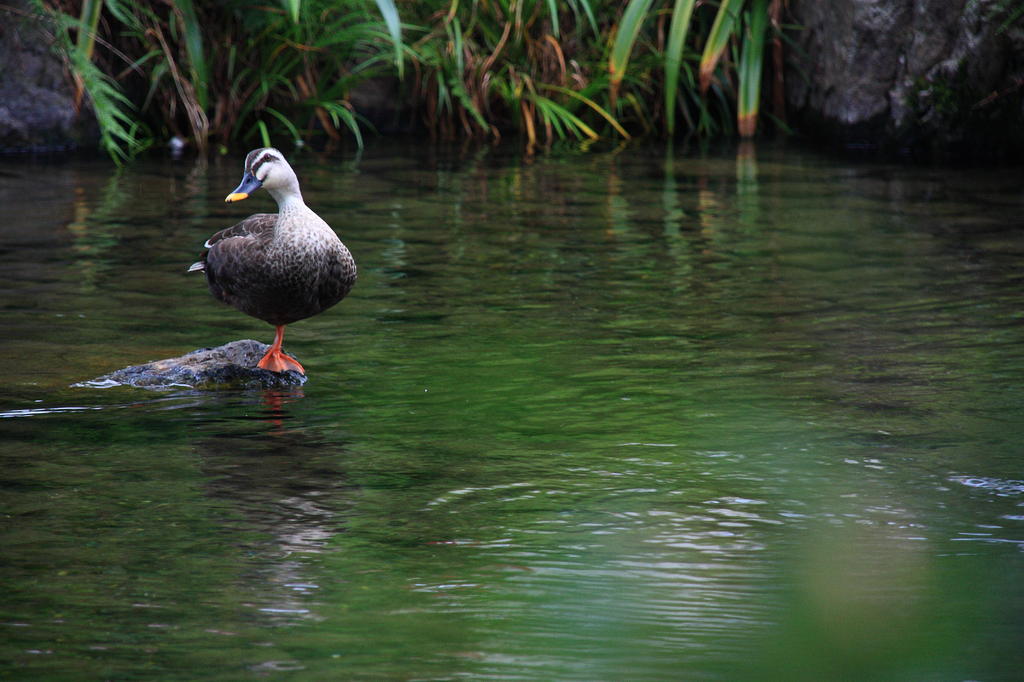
[207, 207, 357, 327]
[256, 217, 356, 326]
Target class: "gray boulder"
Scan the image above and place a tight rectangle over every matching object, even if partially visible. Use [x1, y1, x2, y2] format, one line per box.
[787, 0, 1024, 156]
[80, 340, 306, 390]
[0, 1, 93, 151]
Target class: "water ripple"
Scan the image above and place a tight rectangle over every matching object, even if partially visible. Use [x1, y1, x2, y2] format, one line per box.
[949, 476, 1024, 496]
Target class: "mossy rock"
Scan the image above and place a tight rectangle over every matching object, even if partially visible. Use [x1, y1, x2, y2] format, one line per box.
[80, 340, 306, 389]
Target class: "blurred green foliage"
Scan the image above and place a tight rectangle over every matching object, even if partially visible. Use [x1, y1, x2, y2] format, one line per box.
[37, 0, 785, 161]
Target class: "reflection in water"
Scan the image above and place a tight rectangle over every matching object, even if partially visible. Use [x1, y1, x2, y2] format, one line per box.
[192, 390, 352, 626]
[1, 143, 1023, 679]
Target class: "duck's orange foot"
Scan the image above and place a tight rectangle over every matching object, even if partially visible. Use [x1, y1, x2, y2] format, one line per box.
[257, 348, 305, 375]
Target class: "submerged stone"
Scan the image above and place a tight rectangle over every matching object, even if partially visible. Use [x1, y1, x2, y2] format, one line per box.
[79, 340, 306, 389]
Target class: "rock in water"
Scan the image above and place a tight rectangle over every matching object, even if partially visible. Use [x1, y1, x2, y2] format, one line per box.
[80, 340, 307, 389]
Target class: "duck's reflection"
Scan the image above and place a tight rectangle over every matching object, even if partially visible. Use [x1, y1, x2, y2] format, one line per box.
[192, 390, 354, 622]
[255, 389, 305, 430]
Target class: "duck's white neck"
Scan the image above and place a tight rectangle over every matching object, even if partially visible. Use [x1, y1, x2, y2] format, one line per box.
[270, 186, 306, 214]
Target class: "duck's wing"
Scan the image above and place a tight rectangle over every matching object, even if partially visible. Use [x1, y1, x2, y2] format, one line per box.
[204, 213, 277, 249]
[188, 214, 276, 272]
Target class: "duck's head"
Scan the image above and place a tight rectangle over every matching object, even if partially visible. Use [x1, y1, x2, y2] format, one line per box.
[225, 147, 299, 203]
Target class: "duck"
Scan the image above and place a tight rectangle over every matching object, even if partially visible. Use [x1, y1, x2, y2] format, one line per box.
[188, 148, 357, 375]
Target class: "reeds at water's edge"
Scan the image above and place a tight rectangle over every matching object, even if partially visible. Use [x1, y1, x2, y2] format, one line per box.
[32, 0, 788, 161]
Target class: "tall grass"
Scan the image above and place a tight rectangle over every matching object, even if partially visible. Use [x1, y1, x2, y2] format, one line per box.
[41, 0, 787, 160]
[663, 0, 697, 136]
[406, 0, 628, 149]
[737, 0, 770, 137]
[35, 0, 149, 163]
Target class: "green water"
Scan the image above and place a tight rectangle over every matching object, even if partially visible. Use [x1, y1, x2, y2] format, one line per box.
[1, 142, 1022, 680]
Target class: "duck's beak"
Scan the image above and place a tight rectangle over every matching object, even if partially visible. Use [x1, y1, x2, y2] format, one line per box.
[225, 171, 262, 202]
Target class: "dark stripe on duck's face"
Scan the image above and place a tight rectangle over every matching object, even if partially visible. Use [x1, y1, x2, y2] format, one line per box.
[246, 149, 282, 181]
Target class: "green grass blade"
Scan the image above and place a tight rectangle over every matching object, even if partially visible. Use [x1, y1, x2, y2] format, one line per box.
[450, 76, 490, 129]
[174, 0, 208, 110]
[575, 0, 599, 36]
[322, 101, 365, 148]
[102, 0, 133, 27]
[608, 0, 654, 104]
[282, 0, 301, 24]
[737, 0, 769, 137]
[256, 120, 272, 148]
[46, 3, 147, 163]
[538, 83, 631, 139]
[534, 98, 569, 140]
[664, 0, 697, 135]
[699, 0, 742, 94]
[449, 16, 464, 76]
[531, 95, 599, 140]
[75, 0, 103, 61]
[265, 106, 302, 143]
[374, 0, 404, 78]
[995, 0, 1024, 32]
[68, 47, 146, 164]
[545, 0, 560, 37]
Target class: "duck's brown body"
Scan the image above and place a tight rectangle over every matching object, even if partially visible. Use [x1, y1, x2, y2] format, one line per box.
[200, 212, 356, 326]
[189, 148, 356, 374]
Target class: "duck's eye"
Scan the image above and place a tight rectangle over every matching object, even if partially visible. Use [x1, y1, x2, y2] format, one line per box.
[252, 153, 280, 180]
